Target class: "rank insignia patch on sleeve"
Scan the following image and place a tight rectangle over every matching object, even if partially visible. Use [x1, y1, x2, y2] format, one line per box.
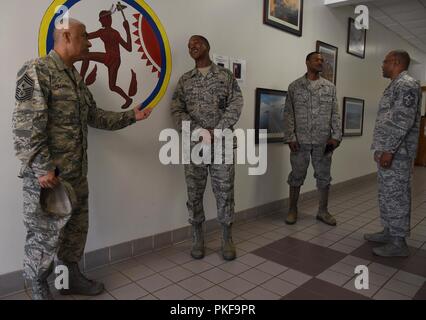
[403, 91, 416, 108]
[15, 73, 34, 102]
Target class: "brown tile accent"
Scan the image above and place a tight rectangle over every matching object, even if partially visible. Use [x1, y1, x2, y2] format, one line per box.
[262, 236, 302, 254]
[281, 287, 328, 300]
[401, 254, 426, 278]
[413, 283, 426, 300]
[298, 278, 370, 300]
[253, 237, 345, 276]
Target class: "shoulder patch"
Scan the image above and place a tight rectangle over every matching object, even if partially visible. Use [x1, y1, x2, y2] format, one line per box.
[15, 73, 34, 102]
[402, 89, 417, 108]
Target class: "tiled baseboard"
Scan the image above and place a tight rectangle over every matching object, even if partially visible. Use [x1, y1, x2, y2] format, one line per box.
[0, 172, 376, 298]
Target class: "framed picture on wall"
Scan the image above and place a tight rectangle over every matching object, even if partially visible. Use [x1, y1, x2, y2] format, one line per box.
[343, 97, 364, 137]
[255, 88, 287, 144]
[347, 18, 367, 59]
[316, 41, 338, 85]
[263, 0, 304, 37]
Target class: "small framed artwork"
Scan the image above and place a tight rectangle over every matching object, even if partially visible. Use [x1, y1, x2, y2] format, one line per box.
[347, 17, 367, 59]
[343, 97, 364, 137]
[316, 41, 338, 85]
[255, 88, 287, 144]
[263, 0, 304, 37]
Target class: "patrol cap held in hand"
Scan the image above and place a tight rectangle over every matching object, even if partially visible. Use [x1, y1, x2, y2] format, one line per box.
[40, 178, 77, 217]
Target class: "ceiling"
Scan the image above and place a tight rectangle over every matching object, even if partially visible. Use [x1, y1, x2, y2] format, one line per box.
[325, 0, 426, 53]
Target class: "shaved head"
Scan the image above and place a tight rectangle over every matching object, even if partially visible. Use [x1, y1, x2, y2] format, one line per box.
[52, 17, 91, 65]
[389, 50, 411, 70]
[53, 18, 85, 44]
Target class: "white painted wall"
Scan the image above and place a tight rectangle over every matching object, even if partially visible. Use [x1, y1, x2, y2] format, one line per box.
[0, 0, 425, 275]
[410, 62, 426, 83]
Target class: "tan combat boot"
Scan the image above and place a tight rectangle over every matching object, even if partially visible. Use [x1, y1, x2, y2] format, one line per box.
[190, 224, 205, 259]
[285, 186, 300, 225]
[222, 224, 236, 261]
[316, 188, 337, 226]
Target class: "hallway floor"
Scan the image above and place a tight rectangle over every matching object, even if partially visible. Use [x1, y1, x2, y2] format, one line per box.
[3, 168, 426, 300]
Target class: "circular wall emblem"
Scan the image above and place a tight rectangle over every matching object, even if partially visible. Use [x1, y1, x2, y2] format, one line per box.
[39, 0, 172, 110]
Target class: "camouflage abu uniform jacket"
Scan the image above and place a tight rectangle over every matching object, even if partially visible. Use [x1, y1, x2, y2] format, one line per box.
[371, 71, 422, 159]
[170, 63, 243, 133]
[12, 50, 136, 180]
[283, 75, 342, 145]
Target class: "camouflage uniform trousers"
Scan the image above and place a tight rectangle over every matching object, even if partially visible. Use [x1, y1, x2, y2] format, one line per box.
[377, 156, 412, 237]
[184, 151, 235, 227]
[22, 169, 88, 281]
[287, 144, 332, 189]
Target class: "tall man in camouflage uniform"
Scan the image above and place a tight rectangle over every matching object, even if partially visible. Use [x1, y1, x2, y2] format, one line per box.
[283, 52, 342, 226]
[12, 19, 151, 300]
[365, 50, 421, 257]
[171, 35, 243, 261]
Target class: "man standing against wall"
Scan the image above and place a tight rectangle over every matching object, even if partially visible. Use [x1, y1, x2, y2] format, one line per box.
[283, 52, 342, 226]
[366, 50, 421, 257]
[171, 35, 243, 261]
[12, 19, 151, 300]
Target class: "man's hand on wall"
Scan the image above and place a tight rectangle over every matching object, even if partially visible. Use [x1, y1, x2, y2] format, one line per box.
[134, 107, 152, 121]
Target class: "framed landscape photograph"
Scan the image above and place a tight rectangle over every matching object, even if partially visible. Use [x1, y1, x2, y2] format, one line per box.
[255, 88, 287, 144]
[347, 17, 367, 59]
[263, 0, 304, 37]
[343, 97, 364, 137]
[316, 41, 338, 85]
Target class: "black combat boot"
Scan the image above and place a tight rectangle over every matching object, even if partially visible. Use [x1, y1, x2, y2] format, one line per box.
[373, 236, 410, 257]
[59, 261, 104, 296]
[364, 227, 391, 243]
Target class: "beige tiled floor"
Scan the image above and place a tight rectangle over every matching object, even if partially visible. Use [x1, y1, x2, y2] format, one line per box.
[3, 168, 426, 300]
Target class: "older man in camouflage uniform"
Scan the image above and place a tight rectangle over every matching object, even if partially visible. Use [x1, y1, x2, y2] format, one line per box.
[365, 50, 421, 257]
[283, 52, 342, 226]
[171, 35, 243, 261]
[12, 19, 151, 300]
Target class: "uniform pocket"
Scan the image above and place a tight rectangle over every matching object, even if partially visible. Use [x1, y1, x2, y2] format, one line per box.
[295, 93, 308, 104]
[320, 94, 333, 104]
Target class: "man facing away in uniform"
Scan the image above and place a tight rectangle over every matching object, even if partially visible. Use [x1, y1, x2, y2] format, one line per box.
[12, 18, 151, 300]
[171, 35, 243, 261]
[283, 52, 342, 226]
[366, 50, 421, 257]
